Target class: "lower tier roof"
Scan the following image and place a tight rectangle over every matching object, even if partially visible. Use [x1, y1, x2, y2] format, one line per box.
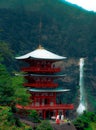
[29, 88, 70, 92]
[15, 73, 66, 77]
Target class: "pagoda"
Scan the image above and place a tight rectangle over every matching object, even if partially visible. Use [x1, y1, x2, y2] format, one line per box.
[16, 45, 74, 119]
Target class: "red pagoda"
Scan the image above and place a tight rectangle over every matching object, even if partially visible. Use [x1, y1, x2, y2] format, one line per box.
[16, 45, 74, 119]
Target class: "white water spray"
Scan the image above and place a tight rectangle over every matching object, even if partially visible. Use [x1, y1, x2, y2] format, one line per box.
[77, 58, 87, 114]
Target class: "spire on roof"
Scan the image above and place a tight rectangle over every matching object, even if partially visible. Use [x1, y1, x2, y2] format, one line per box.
[38, 44, 44, 49]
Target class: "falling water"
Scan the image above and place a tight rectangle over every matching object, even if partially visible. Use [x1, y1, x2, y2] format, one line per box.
[77, 58, 86, 114]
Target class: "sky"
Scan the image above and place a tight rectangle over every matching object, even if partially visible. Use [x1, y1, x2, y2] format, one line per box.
[64, 0, 96, 12]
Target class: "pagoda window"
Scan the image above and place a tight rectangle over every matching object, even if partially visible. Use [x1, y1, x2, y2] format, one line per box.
[42, 99, 44, 106]
[52, 64, 55, 68]
[45, 93, 48, 96]
[47, 78, 51, 82]
[41, 78, 46, 82]
[44, 98, 49, 105]
[47, 78, 53, 83]
[47, 61, 51, 68]
[50, 102, 54, 106]
[35, 93, 39, 96]
[43, 61, 46, 64]
[35, 98, 40, 106]
[35, 102, 39, 106]
[44, 93, 47, 96]
[37, 62, 40, 67]
[30, 61, 34, 66]
[41, 93, 44, 96]
[34, 77, 40, 82]
[31, 102, 34, 106]
[49, 93, 53, 96]
[42, 93, 48, 96]
[41, 63, 45, 68]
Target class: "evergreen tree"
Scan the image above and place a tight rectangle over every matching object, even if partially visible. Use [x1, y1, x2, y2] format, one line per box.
[36, 120, 53, 130]
[0, 61, 14, 105]
[0, 106, 32, 130]
[11, 75, 30, 106]
[0, 47, 30, 106]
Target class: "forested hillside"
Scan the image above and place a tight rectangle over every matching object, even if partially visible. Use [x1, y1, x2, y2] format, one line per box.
[0, 0, 96, 57]
[0, 0, 96, 112]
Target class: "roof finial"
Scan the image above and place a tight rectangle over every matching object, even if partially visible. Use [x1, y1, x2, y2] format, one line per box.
[39, 16, 42, 45]
[38, 44, 44, 49]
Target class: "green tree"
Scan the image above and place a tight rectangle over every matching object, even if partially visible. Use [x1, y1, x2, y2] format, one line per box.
[36, 120, 53, 130]
[0, 63, 30, 106]
[0, 106, 32, 130]
[73, 111, 96, 130]
[0, 42, 14, 71]
[28, 110, 40, 123]
[0, 62, 14, 105]
[0, 51, 30, 106]
[11, 75, 31, 106]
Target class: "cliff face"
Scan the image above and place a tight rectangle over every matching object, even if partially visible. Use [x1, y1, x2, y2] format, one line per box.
[57, 57, 96, 113]
[56, 58, 79, 114]
[84, 58, 96, 111]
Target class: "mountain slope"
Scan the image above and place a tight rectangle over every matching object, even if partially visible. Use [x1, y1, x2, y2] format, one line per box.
[0, 0, 96, 57]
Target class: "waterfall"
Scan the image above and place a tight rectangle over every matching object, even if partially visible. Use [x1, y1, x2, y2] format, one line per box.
[77, 58, 87, 114]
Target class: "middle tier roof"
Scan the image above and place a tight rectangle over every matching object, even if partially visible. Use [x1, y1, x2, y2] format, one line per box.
[29, 88, 70, 92]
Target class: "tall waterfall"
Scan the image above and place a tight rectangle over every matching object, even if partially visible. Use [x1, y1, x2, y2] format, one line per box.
[77, 58, 87, 114]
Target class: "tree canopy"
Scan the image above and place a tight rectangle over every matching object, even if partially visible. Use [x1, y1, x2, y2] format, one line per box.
[73, 111, 96, 130]
[0, 44, 30, 106]
[0, 106, 32, 130]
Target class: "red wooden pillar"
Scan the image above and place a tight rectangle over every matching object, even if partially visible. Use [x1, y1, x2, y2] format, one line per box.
[43, 110, 46, 119]
[63, 110, 66, 117]
[56, 110, 58, 117]
[34, 98, 36, 106]
[54, 92, 56, 104]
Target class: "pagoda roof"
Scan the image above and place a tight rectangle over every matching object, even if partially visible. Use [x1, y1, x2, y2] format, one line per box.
[15, 73, 66, 78]
[29, 88, 70, 92]
[27, 74, 66, 77]
[15, 45, 66, 60]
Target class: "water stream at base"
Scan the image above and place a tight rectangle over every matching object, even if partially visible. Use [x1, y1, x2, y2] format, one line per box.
[77, 58, 87, 115]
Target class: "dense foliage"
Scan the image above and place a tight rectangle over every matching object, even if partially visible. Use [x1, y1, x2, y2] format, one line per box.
[73, 111, 96, 130]
[28, 110, 41, 123]
[0, 43, 30, 106]
[0, 61, 30, 106]
[36, 120, 53, 130]
[0, 44, 32, 129]
[0, 106, 32, 130]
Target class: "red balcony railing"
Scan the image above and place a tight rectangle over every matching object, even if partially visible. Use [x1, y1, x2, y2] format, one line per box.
[21, 67, 61, 73]
[16, 104, 74, 110]
[23, 83, 58, 88]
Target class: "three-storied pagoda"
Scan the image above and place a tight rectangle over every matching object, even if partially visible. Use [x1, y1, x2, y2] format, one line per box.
[16, 45, 74, 119]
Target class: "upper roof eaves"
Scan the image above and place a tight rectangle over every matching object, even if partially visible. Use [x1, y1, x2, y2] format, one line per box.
[15, 45, 66, 60]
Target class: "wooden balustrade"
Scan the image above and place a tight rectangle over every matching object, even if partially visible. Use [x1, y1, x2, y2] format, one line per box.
[21, 67, 61, 73]
[23, 83, 58, 87]
[16, 104, 74, 110]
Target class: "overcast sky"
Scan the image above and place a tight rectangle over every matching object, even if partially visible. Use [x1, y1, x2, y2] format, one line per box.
[65, 0, 96, 12]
